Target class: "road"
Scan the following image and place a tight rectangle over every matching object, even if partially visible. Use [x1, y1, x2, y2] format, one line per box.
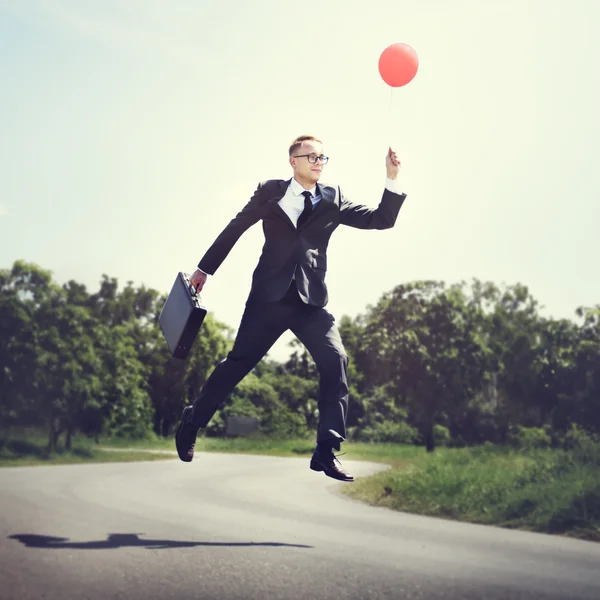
[1, 453, 599, 599]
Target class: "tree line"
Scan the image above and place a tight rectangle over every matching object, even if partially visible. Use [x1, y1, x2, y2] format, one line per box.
[1, 260, 598, 452]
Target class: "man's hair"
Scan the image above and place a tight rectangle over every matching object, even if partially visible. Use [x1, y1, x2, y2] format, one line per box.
[288, 135, 322, 157]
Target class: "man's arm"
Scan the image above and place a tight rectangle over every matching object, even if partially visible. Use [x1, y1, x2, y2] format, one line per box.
[339, 147, 407, 230]
[189, 182, 267, 292]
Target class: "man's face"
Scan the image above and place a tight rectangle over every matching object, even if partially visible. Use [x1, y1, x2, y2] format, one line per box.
[289, 141, 327, 184]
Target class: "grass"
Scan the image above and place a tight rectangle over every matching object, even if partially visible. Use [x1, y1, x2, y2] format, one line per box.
[0, 434, 175, 467]
[100, 434, 423, 465]
[0, 430, 421, 467]
[341, 444, 600, 542]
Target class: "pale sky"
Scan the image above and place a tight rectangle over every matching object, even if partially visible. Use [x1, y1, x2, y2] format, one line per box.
[1, 0, 599, 362]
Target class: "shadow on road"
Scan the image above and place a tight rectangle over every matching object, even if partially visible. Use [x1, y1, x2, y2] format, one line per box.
[9, 533, 313, 550]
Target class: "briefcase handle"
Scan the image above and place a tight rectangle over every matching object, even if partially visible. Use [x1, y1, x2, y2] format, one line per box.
[181, 272, 199, 299]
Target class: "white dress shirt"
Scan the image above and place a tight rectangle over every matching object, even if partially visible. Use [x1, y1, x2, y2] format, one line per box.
[278, 178, 321, 228]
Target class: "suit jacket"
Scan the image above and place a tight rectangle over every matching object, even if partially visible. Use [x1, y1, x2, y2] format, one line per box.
[198, 179, 407, 307]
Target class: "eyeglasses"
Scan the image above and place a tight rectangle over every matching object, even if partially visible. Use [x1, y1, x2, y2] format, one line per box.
[293, 154, 329, 165]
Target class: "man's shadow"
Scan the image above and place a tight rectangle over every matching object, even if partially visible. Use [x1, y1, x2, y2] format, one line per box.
[9, 533, 312, 550]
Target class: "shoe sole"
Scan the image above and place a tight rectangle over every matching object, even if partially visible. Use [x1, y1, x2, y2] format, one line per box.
[176, 406, 194, 463]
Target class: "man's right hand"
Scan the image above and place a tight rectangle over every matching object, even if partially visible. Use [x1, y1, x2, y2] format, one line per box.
[189, 269, 208, 293]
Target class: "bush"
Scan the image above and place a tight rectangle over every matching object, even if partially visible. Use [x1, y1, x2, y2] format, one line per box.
[507, 425, 551, 450]
[434, 424, 451, 447]
[261, 407, 309, 439]
[563, 424, 600, 465]
[354, 420, 419, 444]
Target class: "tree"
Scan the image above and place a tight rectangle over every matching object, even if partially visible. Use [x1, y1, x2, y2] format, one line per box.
[552, 306, 600, 435]
[0, 265, 39, 427]
[357, 281, 492, 451]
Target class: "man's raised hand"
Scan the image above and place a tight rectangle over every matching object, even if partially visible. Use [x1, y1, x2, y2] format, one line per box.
[386, 147, 400, 179]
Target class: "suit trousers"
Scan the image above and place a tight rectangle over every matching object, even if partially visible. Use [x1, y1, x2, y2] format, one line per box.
[189, 281, 349, 444]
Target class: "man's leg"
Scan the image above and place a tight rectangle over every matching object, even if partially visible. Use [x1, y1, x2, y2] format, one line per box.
[291, 306, 353, 482]
[190, 300, 290, 428]
[291, 308, 349, 444]
[176, 298, 291, 462]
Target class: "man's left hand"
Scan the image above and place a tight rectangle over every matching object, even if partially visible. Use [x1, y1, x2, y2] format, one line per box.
[386, 147, 400, 179]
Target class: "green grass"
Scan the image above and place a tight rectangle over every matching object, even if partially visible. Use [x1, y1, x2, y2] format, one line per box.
[0, 434, 175, 467]
[342, 444, 600, 542]
[0, 430, 420, 467]
[99, 434, 423, 465]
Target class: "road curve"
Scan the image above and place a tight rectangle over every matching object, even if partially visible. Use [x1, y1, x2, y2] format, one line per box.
[1, 453, 599, 600]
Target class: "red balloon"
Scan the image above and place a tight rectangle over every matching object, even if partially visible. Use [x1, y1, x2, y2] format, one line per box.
[378, 42, 419, 87]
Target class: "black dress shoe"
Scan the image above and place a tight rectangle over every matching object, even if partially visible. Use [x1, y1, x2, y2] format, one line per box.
[310, 448, 354, 482]
[175, 406, 198, 463]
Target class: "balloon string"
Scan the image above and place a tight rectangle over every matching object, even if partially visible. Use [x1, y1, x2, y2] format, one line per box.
[389, 87, 394, 145]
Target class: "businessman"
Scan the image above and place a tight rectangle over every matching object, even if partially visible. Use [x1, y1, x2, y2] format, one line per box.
[176, 135, 406, 481]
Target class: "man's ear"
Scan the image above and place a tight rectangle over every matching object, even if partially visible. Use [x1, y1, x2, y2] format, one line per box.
[289, 156, 295, 168]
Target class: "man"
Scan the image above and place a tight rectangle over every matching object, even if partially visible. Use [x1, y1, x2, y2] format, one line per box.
[176, 135, 406, 482]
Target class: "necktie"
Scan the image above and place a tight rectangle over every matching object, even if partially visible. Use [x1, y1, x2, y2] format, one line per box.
[297, 191, 313, 228]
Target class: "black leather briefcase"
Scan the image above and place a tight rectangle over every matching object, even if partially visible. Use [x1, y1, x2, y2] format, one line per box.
[158, 272, 207, 359]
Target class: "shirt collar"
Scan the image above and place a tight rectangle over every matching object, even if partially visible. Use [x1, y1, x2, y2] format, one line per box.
[290, 178, 318, 198]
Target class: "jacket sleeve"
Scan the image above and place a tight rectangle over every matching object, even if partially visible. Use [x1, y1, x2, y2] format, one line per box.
[197, 182, 267, 275]
[339, 187, 407, 230]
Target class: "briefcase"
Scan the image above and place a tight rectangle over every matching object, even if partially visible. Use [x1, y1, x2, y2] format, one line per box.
[158, 272, 207, 359]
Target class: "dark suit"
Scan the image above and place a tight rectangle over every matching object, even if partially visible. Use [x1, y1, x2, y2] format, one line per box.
[190, 178, 406, 444]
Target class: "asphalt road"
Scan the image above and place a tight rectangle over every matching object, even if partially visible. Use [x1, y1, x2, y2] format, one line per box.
[1, 453, 599, 600]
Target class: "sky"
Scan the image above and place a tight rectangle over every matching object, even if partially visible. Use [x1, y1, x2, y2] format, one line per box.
[1, 0, 599, 362]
